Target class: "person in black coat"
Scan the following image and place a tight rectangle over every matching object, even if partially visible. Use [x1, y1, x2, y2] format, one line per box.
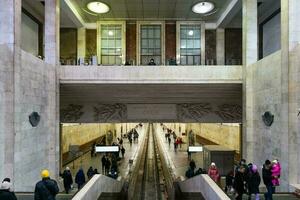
[225, 171, 234, 193]
[247, 164, 261, 200]
[60, 167, 73, 194]
[233, 166, 246, 200]
[0, 178, 17, 200]
[87, 166, 94, 180]
[101, 155, 107, 174]
[263, 160, 274, 200]
[75, 168, 86, 190]
[34, 170, 59, 200]
[105, 157, 111, 175]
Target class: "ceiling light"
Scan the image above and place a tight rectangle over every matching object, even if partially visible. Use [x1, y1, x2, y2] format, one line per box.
[188, 30, 194, 36]
[192, 1, 215, 14]
[87, 1, 109, 14]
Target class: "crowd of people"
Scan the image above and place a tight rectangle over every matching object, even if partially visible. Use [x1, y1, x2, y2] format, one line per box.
[208, 158, 281, 200]
[163, 127, 183, 152]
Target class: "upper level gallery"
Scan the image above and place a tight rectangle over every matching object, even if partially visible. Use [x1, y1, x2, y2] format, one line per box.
[19, 0, 281, 83]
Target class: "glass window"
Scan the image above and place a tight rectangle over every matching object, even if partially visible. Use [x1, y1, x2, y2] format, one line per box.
[179, 24, 201, 65]
[100, 24, 122, 65]
[140, 25, 161, 65]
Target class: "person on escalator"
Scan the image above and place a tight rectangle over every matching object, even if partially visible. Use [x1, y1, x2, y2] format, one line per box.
[75, 168, 85, 190]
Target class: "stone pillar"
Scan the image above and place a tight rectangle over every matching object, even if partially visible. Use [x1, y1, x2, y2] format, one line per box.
[216, 28, 225, 65]
[0, 0, 21, 182]
[201, 23, 206, 65]
[45, 0, 60, 65]
[242, 0, 257, 162]
[44, 0, 60, 180]
[281, 0, 300, 188]
[77, 27, 86, 60]
[242, 0, 258, 65]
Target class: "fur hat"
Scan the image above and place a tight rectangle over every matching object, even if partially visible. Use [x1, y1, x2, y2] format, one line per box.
[0, 181, 12, 190]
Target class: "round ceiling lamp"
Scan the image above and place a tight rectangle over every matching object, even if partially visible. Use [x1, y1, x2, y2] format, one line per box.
[87, 1, 110, 14]
[192, 1, 215, 14]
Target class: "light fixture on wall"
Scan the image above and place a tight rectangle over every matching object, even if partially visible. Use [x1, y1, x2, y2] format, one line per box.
[87, 1, 110, 14]
[192, 1, 215, 14]
[188, 30, 194, 36]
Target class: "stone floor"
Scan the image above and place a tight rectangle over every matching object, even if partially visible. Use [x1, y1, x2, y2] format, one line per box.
[155, 124, 203, 179]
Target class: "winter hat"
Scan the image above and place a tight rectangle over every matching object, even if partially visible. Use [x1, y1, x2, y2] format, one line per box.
[41, 169, 50, 178]
[0, 181, 12, 190]
[2, 178, 10, 183]
[272, 159, 278, 164]
[252, 164, 258, 172]
[211, 162, 216, 166]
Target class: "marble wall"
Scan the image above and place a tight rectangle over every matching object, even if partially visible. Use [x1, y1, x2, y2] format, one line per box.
[60, 28, 77, 64]
[62, 123, 113, 153]
[0, 45, 15, 189]
[225, 28, 242, 65]
[244, 50, 289, 191]
[13, 50, 57, 191]
[187, 123, 240, 153]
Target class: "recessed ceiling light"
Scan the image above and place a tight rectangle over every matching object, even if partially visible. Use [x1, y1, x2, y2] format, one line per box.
[192, 1, 215, 14]
[87, 1, 109, 14]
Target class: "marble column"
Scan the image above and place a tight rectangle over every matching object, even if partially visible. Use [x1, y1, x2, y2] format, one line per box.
[242, 0, 258, 65]
[282, 0, 300, 188]
[45, 0, 60, 65]
[216, 28, 225, 65]
[201, 23, 206, 65]
[77, 27, 86, 60]
[242, 0, 257, 163]
[0, 0, 21, 182]
[44, 0, 60, 180]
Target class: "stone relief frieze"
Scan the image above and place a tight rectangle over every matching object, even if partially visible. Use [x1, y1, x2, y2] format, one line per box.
[93, 103, 127, 122]
[177, 103, 213, 121]
[60, 104, 84, 122]
[215, 104, 242, 121]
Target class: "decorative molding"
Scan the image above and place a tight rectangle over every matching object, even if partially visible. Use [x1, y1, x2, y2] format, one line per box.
[177, 103, 212, 121]
[61, 104, 84, 122]
[215, 104, 242, 121]
[93, 103, 127, 122]
[262, 111, 274, 126]
[29, 112, 40, 127]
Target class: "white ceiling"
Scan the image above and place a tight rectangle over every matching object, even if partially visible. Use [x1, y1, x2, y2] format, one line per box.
[22, 0, 280, 28]
[70, 0, 232, 21]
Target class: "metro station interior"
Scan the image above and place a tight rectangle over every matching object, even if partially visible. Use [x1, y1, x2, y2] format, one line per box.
[1, 0, 300, 199]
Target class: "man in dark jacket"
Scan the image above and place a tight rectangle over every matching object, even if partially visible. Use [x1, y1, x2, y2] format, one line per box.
[60, 167, 73, 194]
[34, 170, 59, 200]
[233, 166, 246, 200]
[75, 168, 85, 189]
[263, 160, 274, 200]
[0, 178, 17, 200]
[101, 155, 107, 174]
